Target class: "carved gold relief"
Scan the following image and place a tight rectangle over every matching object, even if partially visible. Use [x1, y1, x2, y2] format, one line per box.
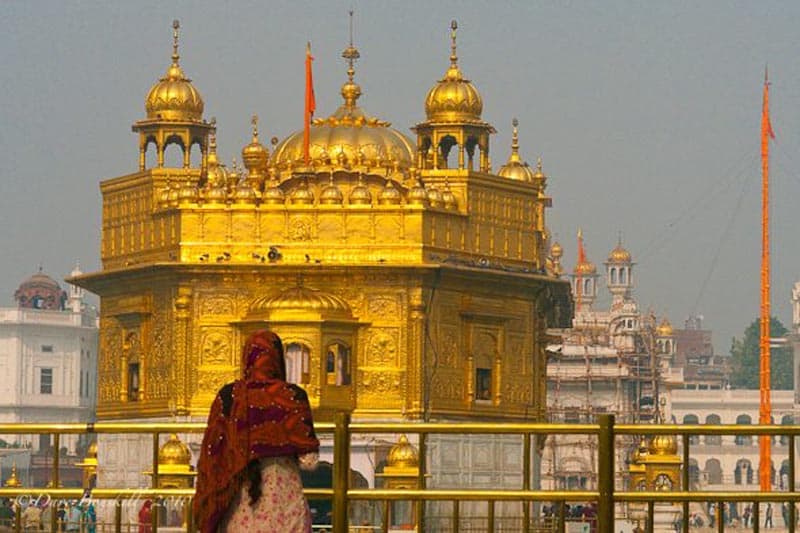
[366, 295, 400, 320]
[364, 329, 399, 366]
[288, 217, 313, 241]
[359, 370, 401, 396]
[199, 295, 236, 316]
[200, 329, 232, 365]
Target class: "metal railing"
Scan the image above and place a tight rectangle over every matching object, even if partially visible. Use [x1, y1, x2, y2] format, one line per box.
[0, 416, 797, 533]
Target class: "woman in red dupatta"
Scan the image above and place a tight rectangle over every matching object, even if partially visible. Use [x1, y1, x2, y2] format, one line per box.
[194, 330, 319, 533]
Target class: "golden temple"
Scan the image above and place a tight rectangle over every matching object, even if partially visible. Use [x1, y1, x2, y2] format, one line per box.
[74, 19, 572, 423]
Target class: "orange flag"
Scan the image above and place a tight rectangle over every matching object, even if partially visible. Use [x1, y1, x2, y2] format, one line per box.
[303, 42, 316, 165]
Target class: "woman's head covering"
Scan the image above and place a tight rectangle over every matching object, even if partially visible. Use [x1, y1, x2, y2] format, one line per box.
[242, 330, 285, 382]
[194, 330, 319, 533]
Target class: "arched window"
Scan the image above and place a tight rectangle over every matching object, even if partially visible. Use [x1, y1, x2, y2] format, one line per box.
[163, 139, 185, 168]
[705, 414, 722, 445]
[735, 459, 752, 485]
[326, 342, 351, 386]
[285, 342, 311, 385]
[620, 267, 627, 284]
[610, 268, 617, 284]
[683, 414, 699, 445]
[735, 414, 753, 446]
[780, 414, 793, 445]
[583, 279, 592, 294]
[705, 458, 723, 484]
[688, 459, 700, 487]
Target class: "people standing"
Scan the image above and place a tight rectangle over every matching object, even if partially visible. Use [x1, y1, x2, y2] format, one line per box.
[138, 501, 152, 533]
[194, 330, 320, 533]
[765, 503, 773, 528]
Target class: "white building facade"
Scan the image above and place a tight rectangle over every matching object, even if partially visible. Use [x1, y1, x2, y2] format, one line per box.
[0, 267, 98, 456]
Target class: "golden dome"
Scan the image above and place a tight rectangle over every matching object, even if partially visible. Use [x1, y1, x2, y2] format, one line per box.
[656, 318, 673, 337]
[550, 241, 563, 259]
[242, 115, 269, 176]
[497, 119, 536, 182]
[289, 179, 315, 205]
[574, 260, 596, 275]
[442, 180, 458, 209]
[607, 241, 632, 263]
[4, 463, 22, 488]
[320, 175, 344, 205]
[387, 435, 419, 469]
[648, 434, 678, 456]
[178, 175, 199, 204]
[159, 434, 192, 466]
[427, 185, 444, 208]
[349, 174, 373, 205]
[378, 179, 402, 205]
[271, 43, 415, 175]
[424, 21, 483, 123]
[249, 283, 353, 320]
[87, 440, 98, 459]
[144, 21, 204, 122]
[262, 174, 286, 205]
[233, 179, 257, 204]
[407, 181, 429, 206]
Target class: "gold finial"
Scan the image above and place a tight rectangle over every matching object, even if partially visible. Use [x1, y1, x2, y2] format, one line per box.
[171, 20, 180, 66]
[450, 20, 458, 67]
[342, 10, 360, 84]
[251, 114, 259, 141]
[510, 118, 520, 162]
[537, 156, 543, 172]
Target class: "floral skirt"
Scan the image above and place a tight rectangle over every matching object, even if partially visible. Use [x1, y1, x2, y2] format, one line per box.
[222, 456, 312, 533]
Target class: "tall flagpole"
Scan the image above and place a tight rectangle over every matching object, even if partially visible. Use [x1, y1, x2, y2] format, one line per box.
[303, 42, 315, 166]
[759, 66, 775, 491]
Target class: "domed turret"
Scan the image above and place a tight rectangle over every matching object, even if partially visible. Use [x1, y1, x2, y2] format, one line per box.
[159, 434, 192, 466]
[413, 21, 495, 172]
[441, 178, 458, 210]
[497, 119, 536, 182]
[656, 318, 673, 337]
[261, 170, 286, 205]
[271, 37, 415, 176]
[133, 21, 214, 172]
[15, 268, 66, 310]
[424, 21, 483, 123]
[608, 243, 632, 264]
[378, 178, 402, 205]
[289, 179, 315, 205]
[349, 174, 372, 205]
[145, 21, 204, 122]
[241, 115, 269, 186]
[387, 435, 419, 469]
[320, 175, 344, 205]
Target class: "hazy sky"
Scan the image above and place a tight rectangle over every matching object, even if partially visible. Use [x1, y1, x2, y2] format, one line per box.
[1, 1, 799, 351]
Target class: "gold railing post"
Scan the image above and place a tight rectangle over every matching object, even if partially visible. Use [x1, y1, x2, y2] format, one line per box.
[152, 432, 160, 533]
[523, 432, 531, 533]
[333, 411, 351, 533]
[646, 501, 654, 533]
[597, 414, 614, 533]
[487, 500, 495, 533]
[790, 434, 796, 533]
[452, 500, 460, 533]
[14, 502, 21, 533]
[681, 433, 690, 533]
[418, 433, 426, 533]
[753, 501, 760, 533]
[53, 432, 60, 487]
[114, 500, 122, 533]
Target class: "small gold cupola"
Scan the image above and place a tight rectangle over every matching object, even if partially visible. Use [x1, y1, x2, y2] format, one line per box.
[133, 20, 214, 172]
[242, 115, 269, 189]
[497, 119, 536, 182]
[413, 21, 496, 172]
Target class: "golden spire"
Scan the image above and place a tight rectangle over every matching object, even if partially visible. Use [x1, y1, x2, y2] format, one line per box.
[509, 118, 521, 163]
[450, 20, 458, 69]
[341, 10, 362, 109]
[251, 114, 259, 141]
[171, 19, 180, 67]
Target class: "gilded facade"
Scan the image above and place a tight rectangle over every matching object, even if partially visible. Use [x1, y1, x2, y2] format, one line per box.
[74, 20, 572, 428]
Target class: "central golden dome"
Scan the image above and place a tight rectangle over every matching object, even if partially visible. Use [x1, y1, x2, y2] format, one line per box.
[424, 21, 483, 123]
[271, 43, 414, 176]
[145, 21, 204, 122]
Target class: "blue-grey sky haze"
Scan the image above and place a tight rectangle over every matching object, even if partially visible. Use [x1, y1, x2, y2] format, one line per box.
[1, 1, 799, 352]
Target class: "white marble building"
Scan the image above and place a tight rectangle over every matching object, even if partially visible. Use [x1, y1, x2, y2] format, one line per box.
[0, 267, 98, 457]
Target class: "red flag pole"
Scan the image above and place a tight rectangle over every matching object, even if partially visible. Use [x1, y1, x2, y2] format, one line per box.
[759, 66, 775, 491]
[303, 42, 316, 166]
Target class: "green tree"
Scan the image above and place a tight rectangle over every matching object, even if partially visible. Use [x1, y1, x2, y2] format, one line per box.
[730, 317, 793, 390]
